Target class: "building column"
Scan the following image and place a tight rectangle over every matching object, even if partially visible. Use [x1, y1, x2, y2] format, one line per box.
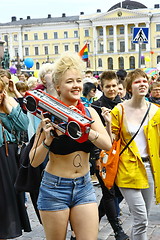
[18, 31, 23, 59]
[135, 23, 139, 52]
[93, 26, 98, 71]
[9, 33, 13, 59]
[103, 26, 107, 53]
[146, 22, 150, 51]
[124, 24, 128, 52]
[113, 25, 117, 53]
[93, 27, 98, 55]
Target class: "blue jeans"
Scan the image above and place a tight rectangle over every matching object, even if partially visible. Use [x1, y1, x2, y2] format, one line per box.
[37, 171, 97, 211]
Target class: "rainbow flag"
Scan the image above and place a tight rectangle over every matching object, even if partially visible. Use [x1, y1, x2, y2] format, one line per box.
[79, 43, 88, 62]
[142, 68, 158, 76]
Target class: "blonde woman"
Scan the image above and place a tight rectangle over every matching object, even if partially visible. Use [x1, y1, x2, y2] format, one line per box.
[29, 52, 112, 240]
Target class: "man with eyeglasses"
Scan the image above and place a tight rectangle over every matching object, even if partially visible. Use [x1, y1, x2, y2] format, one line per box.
[147, 82, 160, 107]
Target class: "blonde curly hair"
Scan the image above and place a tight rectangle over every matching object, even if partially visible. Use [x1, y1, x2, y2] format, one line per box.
[52, 52, 85, 88]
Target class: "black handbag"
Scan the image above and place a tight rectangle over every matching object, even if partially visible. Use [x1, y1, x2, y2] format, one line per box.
[14, 134, 43, 192]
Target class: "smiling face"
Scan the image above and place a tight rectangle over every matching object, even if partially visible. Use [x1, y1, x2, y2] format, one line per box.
[131, 77, 149, 97]
[56, 68, 83, 106]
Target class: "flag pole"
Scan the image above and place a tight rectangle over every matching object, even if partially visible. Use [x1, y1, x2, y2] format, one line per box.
[86, 41, 89, 68]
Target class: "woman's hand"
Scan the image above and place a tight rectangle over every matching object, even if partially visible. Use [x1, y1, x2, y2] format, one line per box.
[2, 90, 14, 114]
[8, 79, 16, 92]
[8, 79, 23, 98]
[41, 114, 55, 145]
[101, 107, 111, 123]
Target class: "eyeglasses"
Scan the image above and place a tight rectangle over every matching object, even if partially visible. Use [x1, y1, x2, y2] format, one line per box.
[152, 89, 160, 92]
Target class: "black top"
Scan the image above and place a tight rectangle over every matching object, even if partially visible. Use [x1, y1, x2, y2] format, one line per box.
[91, 94, 121, 125]
[49, 135, 94, 155]
[147, 96, 160, 105]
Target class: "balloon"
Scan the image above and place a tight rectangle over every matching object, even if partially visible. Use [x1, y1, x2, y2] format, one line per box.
[34, 70, 39, 78]
[145, 56, 151, 62]
[10, 65, 17, 74]
[24, 58, 34, 68]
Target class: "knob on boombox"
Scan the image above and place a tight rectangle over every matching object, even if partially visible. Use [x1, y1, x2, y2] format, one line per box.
[24, 95, 37, 113]
[67, 121, 82, 139]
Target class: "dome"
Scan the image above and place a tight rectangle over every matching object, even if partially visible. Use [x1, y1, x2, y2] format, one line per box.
[108, 0, 147, 11]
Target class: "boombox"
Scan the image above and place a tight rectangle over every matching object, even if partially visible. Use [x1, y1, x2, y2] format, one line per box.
[23, 90, 94, 143]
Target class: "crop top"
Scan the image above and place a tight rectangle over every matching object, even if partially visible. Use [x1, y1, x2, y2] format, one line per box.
[49, 135, 94, 155]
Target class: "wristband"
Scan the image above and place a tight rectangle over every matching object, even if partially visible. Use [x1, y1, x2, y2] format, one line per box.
[42, 140, 50, 150]
[91, 131, 99, 143]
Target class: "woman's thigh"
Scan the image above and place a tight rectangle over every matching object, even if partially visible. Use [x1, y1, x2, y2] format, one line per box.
[39, 208, 70, 240]
[70, 202, 99, 240]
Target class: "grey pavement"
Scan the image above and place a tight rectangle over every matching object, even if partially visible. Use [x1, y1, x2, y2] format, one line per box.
[16, 184, 160, 240]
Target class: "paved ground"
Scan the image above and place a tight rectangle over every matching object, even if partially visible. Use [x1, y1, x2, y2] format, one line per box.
[15, 184, 160, 240]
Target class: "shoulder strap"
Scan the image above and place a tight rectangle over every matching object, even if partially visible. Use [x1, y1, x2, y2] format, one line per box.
[85, 107, 91, 118]
[120, 102, 151, 156]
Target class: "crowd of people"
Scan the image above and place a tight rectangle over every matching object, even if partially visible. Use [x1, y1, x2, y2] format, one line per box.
[0, 52, 160, 240]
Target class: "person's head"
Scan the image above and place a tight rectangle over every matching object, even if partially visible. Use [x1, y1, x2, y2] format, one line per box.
[27, 76, 38, 90]
[52, 52, 85, 105]
[83, 82, 96, 99]
[0, 78, 6, 105]
[23, 72, 30, 81]
[116, 69, 127, 81]
[118, 80, 127, 99]
[15, 81, 29, 97]
[82, 77, 93, 84]
[149, 82, 160, 99]
[0, 69, 11, 86]
[125, 69, 149, 96]
[39, 63, 54, 86]
[85, 70, 93, 78]
[100, 71, 119, 100]
[17, 73, 27, 82]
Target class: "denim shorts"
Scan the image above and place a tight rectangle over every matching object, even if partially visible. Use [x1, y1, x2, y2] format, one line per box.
[37, 171, 97, 211]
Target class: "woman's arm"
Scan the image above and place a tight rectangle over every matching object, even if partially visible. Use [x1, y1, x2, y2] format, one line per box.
[2, 90, 18, 114]
[8, 79, 23, 98]
[29, 115, 55, 167]
[87, 107, 112, 150]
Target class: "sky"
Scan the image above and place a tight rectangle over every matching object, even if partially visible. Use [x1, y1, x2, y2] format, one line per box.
[0, 0, 159, 23]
